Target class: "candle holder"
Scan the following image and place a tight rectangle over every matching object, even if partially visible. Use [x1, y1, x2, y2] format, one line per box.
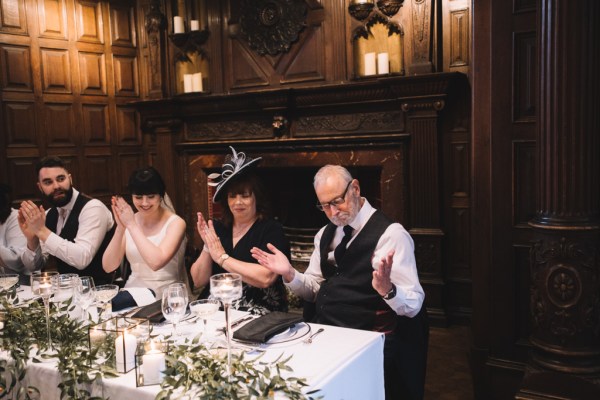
[135, 339, 169, 386]
[88, 316, 149, 374]
[348, 1, 375, 21]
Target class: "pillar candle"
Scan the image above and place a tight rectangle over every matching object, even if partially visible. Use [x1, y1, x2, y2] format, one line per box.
[190, 20, 200, 31]
[377, 52, 390, 75]
[192, 72, 203, 92]
[115, 330, 136, 373]
[141, 341, 166, 384]
[173, 16, 184, 34]
[364, 52, 376, 76]
[183, 74, 193, 93]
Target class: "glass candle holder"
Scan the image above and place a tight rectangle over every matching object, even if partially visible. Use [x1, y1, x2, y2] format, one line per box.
[135, 339, 169, 386]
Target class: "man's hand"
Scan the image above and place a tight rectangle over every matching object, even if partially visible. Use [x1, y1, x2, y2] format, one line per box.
[18, 201, 46, 250]
[372, 249, 395, 296]
[251, 243, 296, 283]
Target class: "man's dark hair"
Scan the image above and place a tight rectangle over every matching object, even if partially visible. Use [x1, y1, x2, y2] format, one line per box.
[0, 183, 12, 224]
[35, 156, 68, 177]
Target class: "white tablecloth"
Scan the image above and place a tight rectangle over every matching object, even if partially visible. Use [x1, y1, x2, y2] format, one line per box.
[8, 290, 385, 400]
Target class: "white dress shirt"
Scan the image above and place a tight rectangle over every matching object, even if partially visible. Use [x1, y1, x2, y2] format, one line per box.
[286, 198, 425, 317]
[21, 189, 114, 271]
[0, 208, 31, 274]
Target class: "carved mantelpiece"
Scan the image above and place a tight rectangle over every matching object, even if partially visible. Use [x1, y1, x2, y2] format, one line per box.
[131, 72, 468, 325]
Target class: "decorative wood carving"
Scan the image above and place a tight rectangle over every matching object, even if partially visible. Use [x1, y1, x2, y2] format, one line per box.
[295, 111, 404, 136]
[410, 0, 432, 73]
[238, 0, 307, 56]
[144, 0, 166, 94]
[449, 8, 469, 68]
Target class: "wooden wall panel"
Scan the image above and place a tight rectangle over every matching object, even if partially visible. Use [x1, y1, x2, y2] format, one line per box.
[117, 153, 144, 194]
[44, 102, 76, 147]
[115, 105, 139, 144]
[0, 0, 27, 34]
[75, 0, 103, 43]
[78, 51, 106, 95]
[513, 32, 536, 122]
[0, 44, 32, 91]
[281, 26, 325, 83]
[37, 0, 67, 40]
[2, 100, 37, 146]
[5, 158, 38, 200]
[82, 155, 112, 202]
[449, 8, 469, 68]
[113, 54, 139, 96]
[513, 141, 536, 226]
[40, 48, 71, 93]
[82, 103, 109, 144]
[110, 4, 136, 48]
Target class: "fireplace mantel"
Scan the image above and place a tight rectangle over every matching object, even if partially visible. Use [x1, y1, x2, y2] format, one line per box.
[131, 72, 469, 325]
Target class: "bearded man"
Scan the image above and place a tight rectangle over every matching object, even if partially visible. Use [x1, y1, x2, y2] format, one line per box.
[18, 156, 114, 285]
[251, 164, 429, 400]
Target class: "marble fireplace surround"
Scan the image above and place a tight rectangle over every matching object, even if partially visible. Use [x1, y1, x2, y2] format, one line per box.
[134, 72, 464, 324]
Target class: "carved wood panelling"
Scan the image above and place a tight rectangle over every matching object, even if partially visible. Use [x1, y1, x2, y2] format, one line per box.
[37, 0, 67, 40]
[116, 106, 139, 144]
[229, 40, 269, 89]
[514, 0, 536, 13]
[2, 101, 36, 146]
[82, 156, 112, 199]
[450, 137, 469, 195]
[78, 51, 106, 95]
[295, 111, 405, 137]
[5, 158, 38, 199]
[0, 0, 27, 34]
[448, 208, 470, 278]
[0, 44, 32, 91]
[44, 102, 76, 147]
[449, 8, 469, 67]
[513, 141, 536, 227]
[82, 103, 109, 144]
[281, 26, 325, 84]
[75, 0, 103, 44]
[187, 118, 272, 141]
[110, 4, 136, 48]
[117, 153, 144, 193]
[513, 244, 531, 345]
[513, 31, 536, 122]
[40, 48, 71, 93]
[410, 0, 433, 72]
[113, 54, 139, 96]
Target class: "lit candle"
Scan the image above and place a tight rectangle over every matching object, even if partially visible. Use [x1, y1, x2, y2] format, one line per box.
[192, 72, 203, 92]
[377, 52, 389, 75]
[364, 52, 376, 76]
[183, 74, 193, 93]
[89, 327, 105, 346]
[173, 16, 184, 34]
[115, 330, 136, 373]
[190, 20, 200, 31]
[141, 340, 166, 384]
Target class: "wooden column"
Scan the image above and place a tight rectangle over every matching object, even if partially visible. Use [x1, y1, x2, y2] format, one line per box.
[519, 0, 600, 397]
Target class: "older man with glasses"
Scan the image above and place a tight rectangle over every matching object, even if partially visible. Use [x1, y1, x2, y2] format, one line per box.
[251, 164, 429, 400]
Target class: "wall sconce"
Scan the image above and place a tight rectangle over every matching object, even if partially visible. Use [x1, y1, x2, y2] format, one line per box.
[272, 115, 289, 137]
[349, 0, 375, 21]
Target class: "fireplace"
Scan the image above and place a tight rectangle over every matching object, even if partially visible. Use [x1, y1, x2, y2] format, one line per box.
[135, 73, 467, 325]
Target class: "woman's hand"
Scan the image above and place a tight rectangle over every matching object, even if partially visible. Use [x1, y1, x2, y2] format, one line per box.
[111, 196, 135, 228]
[196, 212, 226, 264]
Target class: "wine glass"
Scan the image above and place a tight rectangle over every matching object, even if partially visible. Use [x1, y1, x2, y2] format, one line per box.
[210, 273, 242, 375]
[30, 271, 59, 347]
[0, 273, 20, 292]
[74, 276, 95, 321]
[94, 284, 119, 321]
[189, 299, 220, 340]
[161, 284, 188, 337]
[51, 273, 78, 310]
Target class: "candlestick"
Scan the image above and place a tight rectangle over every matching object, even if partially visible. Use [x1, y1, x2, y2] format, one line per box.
[377, 52, 389, 74]
[364, 52, 376, 76]
[190, 20, 200, 31]
[183, 74, 193, 93]
[173, 16, 184, 34]
[192, 72, 203, 92]
[115, 330, 136, 373]
[141, 341, 165, 384]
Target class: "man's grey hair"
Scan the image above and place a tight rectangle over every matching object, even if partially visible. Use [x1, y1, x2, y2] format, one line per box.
[313, 165, 353, 189]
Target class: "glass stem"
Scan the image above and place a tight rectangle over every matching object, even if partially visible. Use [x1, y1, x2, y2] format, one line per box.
[224, 303, 232, 377]
[43, 297, 52, 348]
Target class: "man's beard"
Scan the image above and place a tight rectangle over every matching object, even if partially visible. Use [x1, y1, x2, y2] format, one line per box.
[329, 195, 360, 227]
[45, 186, 74, 207]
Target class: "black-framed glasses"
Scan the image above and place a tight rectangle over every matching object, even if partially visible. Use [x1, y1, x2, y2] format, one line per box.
[316, 181, 352, 212]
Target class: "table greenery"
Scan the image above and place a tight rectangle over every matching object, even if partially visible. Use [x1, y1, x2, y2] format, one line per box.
[1, 287, 321, 400]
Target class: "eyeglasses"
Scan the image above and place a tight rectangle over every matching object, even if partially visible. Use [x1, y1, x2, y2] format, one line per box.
[316, 181, 352, 212]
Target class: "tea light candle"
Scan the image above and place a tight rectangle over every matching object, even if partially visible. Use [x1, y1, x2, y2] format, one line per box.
[89, 327, 105, 346]
[183, 74, 193, 93]
[141, 341, 165, 384]
[192, 72, 203, 92]
[173, 16, 184, 34]
[377, 52, 389, 75]
[364, 52, 376, 76]
[190, 20, 200, 31]
[39, 282, 53, 296]
[115, 330, 136, 373]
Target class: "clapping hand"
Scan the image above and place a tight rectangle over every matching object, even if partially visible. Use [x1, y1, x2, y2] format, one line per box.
[18, 200, 46, 240]
[372, 250, 394, 296]
[196, 212, 226, 264]
[111, 196, 134, 228]
[250, 243, 295, 283]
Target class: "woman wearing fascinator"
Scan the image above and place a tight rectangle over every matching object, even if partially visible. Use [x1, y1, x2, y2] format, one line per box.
[102, 167, 190, 299]
[190, 147, 290, 315]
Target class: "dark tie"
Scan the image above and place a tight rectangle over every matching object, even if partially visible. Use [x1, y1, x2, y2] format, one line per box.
[334, 225, 354, 265]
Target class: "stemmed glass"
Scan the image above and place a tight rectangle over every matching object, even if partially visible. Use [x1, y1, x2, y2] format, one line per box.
[0, 273, 20, 292]
[75, 276, 95, 321]
[94, 284, 119, 321]
[161, 283, 189, 337]
[31, 271, 59, 347]
[189, 299, 220, 341]
[210, 273, 242, 376]
[51, 273, 78, 312]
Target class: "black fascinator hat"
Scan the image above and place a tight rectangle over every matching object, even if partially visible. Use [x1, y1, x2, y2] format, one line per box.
[209, 147, 262, 202]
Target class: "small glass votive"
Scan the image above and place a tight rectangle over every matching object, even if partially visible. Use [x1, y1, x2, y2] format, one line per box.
[88, 316, 149, 373]
[135, 339, 169, 386]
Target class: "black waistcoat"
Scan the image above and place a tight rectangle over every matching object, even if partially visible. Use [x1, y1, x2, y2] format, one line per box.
[45, 194, 114, 285]
[314, 211, 397, 332]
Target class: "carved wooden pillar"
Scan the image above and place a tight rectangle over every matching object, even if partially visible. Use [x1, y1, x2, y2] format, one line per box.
[519, 0, 600, 397]
[144, 0, 167, 98]
[410, 0, 433, 74]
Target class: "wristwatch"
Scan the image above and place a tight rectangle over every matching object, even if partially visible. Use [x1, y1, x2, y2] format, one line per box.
[382, 285, 397, 300]
[218, 253, 230, 266]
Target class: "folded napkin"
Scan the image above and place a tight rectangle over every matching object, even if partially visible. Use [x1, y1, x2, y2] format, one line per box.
[111, 288, 156, 312]
[130, 299, 164, 323]
[233, 312, 303, 343]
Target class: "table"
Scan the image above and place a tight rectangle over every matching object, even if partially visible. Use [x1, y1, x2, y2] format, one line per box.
[5, 289, 385, 400]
